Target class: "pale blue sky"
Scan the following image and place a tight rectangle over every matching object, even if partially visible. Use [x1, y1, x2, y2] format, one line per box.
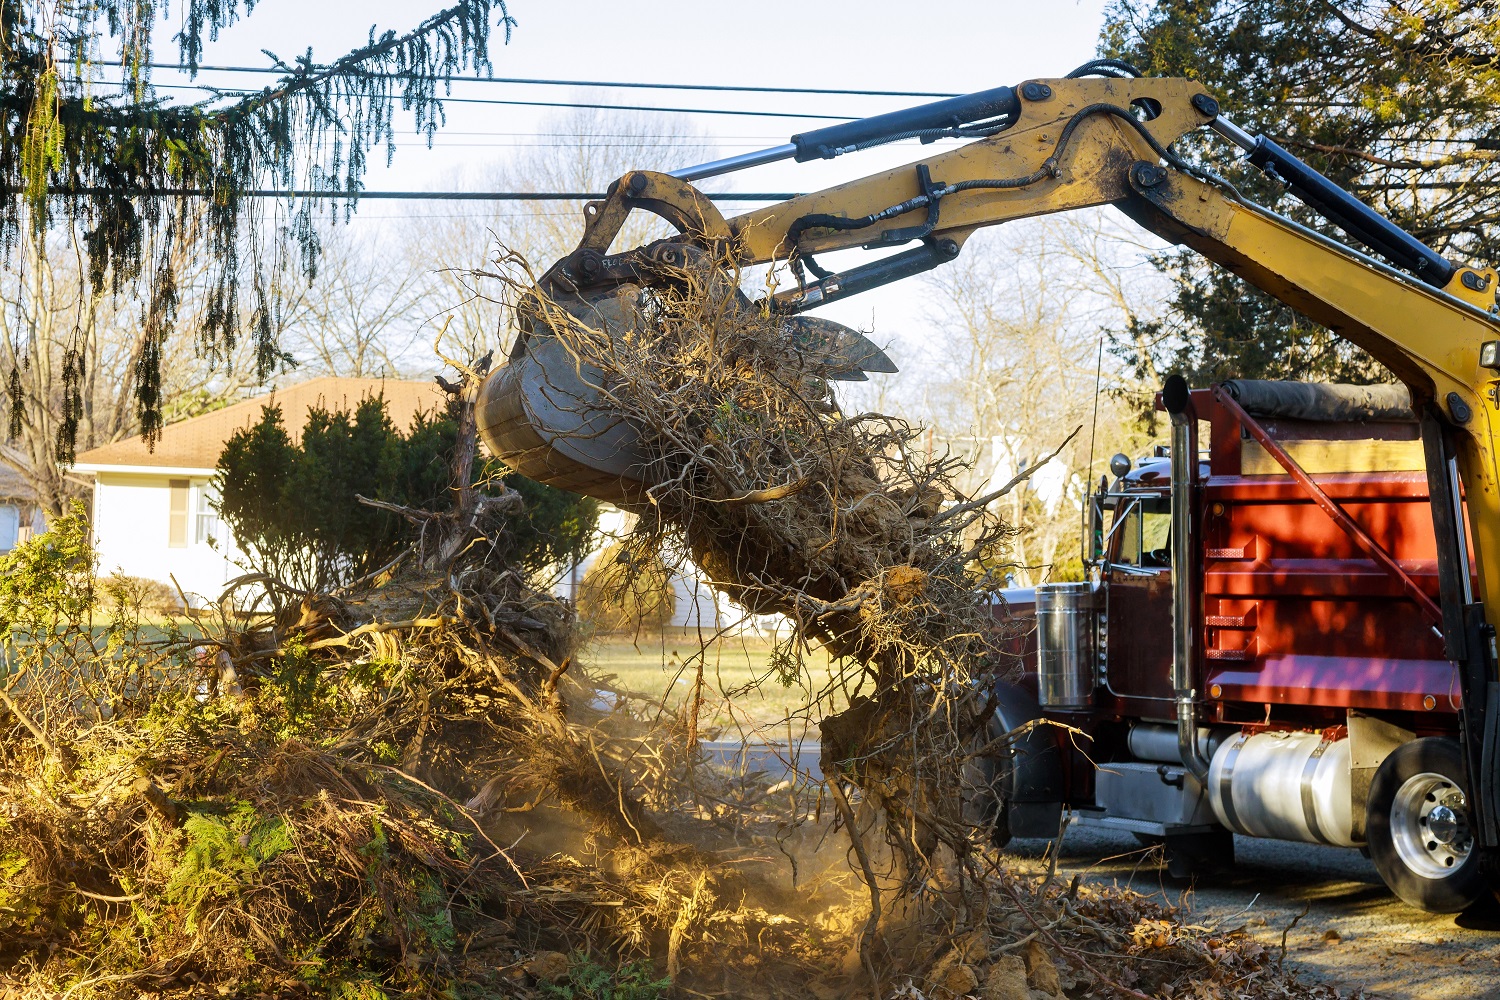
[136, 0, 1129, 368]
[158, 0, 1115, 188]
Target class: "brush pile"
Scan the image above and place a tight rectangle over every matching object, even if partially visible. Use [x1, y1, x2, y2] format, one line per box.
[0, 271, 1356, 998]
[0, 502, 850, 998]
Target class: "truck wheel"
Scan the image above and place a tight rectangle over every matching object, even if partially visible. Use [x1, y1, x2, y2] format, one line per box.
[1366, 738, 1484, 913]
[1162, 829, 1233, 880]
[961, 750, 1011, 848]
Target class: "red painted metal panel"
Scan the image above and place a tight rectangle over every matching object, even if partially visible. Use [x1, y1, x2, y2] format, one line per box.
[1206, 560, 1438, 599]
[1189, 386, 1450, 713]
[1105, 569, 1175, 701]
[1207, 654, 1458, 713]
[1207, 474, 1430, 502]
[1212, 386, 1442, 625]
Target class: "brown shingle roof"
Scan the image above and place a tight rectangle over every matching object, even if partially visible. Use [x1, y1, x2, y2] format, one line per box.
[72, 377, 446, 472]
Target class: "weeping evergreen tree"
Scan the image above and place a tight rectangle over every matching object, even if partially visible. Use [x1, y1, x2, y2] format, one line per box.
[1, 1, 513, 454]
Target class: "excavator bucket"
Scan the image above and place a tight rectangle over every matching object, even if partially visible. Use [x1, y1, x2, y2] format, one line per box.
[476, 279, 896, 505]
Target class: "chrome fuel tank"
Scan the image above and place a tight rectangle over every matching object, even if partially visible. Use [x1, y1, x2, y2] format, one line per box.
[1207, 730, 1356, 847]
[1034, 582, 1098, 710]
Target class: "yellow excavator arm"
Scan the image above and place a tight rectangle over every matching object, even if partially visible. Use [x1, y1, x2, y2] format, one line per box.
[477, 69, 1500, 842]
[486, 70, 1500, 596]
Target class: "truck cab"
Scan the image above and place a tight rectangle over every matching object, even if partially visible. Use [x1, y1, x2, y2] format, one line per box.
[989, 379, 1474, 911]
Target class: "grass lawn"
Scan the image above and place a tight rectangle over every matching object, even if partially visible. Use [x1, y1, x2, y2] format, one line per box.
[577, 628, 846, 737]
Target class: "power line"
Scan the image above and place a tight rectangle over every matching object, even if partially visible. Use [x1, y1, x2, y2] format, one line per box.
[39, 188, 803, 201]
[131, 62, 961, 100]
[79, 80, 857, 120]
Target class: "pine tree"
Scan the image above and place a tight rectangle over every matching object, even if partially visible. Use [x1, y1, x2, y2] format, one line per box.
[1, 2, 513, 451]
[1101, 1, 1500, 397]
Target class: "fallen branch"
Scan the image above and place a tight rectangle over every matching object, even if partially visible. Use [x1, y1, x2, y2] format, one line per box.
[305, 616, 458, 650]
[931, 424, 1083, 526]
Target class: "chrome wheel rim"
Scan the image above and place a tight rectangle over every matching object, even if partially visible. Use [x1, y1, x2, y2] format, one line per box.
[1390, 771, 1472, 880]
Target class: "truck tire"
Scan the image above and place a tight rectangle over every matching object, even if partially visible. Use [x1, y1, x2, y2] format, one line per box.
[961, 752, 1010, 848]
[1366, 738, 1484, 913]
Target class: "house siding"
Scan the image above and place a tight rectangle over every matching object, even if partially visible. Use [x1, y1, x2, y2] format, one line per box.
[92, 472, 243, 606]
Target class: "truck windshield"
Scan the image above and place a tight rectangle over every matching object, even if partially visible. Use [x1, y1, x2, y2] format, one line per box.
[1114, 498, 1171, 568]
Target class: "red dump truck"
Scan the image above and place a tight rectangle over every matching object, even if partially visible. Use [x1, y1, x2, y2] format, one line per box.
[986, 378, 1478, 912]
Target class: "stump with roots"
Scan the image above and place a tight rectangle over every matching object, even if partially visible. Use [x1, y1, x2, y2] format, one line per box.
[483, 246, 1040, 974]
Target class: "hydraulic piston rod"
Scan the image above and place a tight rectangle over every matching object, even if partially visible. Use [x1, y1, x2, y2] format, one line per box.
[670, 84, 1019, 181]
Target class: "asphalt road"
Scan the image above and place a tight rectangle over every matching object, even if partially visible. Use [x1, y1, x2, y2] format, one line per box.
[702, 739, 823, 781]
[1002, 827, 1500, 1000]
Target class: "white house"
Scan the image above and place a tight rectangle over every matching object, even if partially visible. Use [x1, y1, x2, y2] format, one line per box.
[0, 465, 46, 553]
[71, 377, 444, 606]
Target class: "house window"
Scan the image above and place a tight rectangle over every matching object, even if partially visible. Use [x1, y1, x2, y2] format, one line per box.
[195, 484, 220, 545]
[0, 506, 18, 553]
[168, 479, 189, 548]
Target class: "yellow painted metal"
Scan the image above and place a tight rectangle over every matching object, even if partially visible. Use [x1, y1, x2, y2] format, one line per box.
[516, 75, 1500, 614]
[724, 77, 1213, 261]
[1444, 266, 1500, 311]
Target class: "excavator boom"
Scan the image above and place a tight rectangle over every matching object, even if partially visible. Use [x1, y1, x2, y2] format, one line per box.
[476, 67, 1500, 852]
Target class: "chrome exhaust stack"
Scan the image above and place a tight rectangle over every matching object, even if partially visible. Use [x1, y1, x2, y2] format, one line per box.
[1164, 374, 1211, 783]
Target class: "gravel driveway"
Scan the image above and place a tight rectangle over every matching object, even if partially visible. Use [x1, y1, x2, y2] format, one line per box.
[1002, 827, 1500, 999]
[703, 742, 1500, 997]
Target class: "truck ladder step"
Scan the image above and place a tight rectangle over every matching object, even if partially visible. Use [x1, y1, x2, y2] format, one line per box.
[1205, 537, 1259, 561]
[1205, 634, 1257, 663]
[1205, 606, 1258, 630]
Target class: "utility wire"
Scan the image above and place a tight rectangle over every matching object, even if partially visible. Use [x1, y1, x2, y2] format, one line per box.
[80, 80, 857, 120]
[126, 62, 962, 99]
[35, 189, 803, 201]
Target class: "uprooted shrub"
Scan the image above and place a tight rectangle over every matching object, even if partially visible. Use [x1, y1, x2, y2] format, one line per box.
[503, 250, 1024, 908]
[452, 245, 1355, 999]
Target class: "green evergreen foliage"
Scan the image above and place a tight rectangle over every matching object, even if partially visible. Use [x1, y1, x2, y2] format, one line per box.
[0, 498, 94, 636]
[165, 805, 295, 932]
[543, 954, 673, 1000]
[1100, 1, 1500, 399]
[1, 1, 514, 445]
[215, 394, 598, 592]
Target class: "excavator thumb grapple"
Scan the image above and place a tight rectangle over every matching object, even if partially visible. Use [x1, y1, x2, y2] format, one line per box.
[476, 183, 896, 504]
